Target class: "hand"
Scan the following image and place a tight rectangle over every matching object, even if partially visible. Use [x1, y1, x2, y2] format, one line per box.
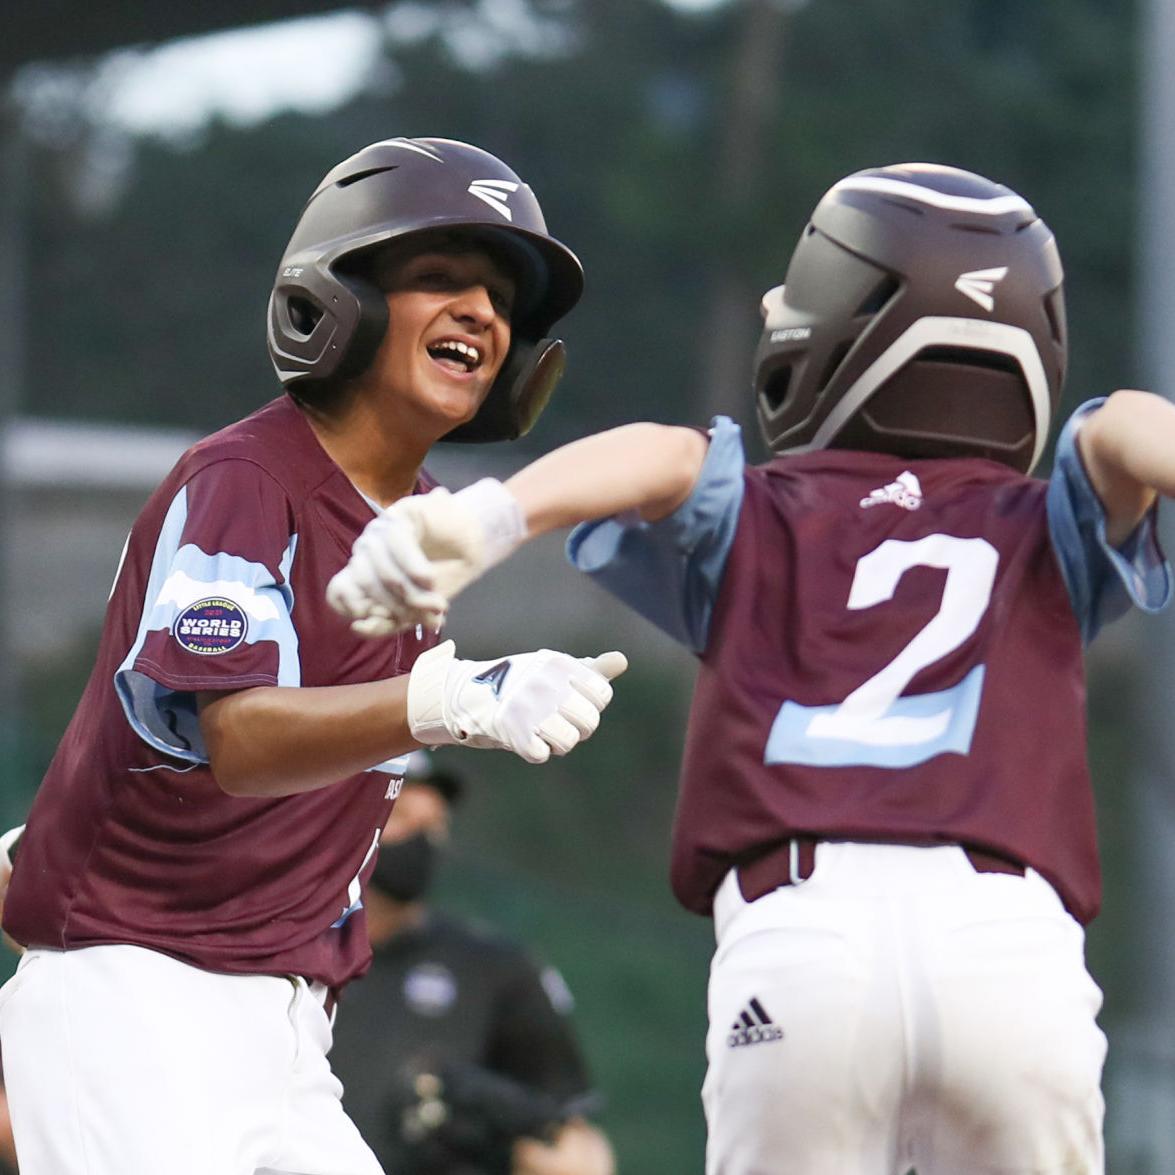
[327, 480, 525, 638]
[514, 1120, 617, 1175]
[325, 496, 456, 636]
[407, 641, 628, 764]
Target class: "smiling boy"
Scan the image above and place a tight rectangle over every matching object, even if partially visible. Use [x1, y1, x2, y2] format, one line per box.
[0, 138, 625, 1175]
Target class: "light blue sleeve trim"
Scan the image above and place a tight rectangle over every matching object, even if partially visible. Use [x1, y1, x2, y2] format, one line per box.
[1047, 398, 1172, 645]
[565, 417, 745, 654]
[113, 486, 301, 762]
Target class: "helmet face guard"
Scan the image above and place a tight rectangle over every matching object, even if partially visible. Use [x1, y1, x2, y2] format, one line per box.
[753, 164, 1067, 473]
[267, 137, 584, 442]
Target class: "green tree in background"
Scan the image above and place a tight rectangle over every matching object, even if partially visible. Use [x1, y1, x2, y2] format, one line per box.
[7, 1, 1147, 1168]
[20, 0, 1136, 440]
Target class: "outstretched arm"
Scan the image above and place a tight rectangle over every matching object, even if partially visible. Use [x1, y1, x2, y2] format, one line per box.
[327, 424, 709, 634]
[504, 423, 708, 535]
[1076, 390, 1175, 545]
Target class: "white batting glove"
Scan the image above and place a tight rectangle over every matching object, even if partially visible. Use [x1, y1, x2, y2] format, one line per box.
[407, 640, 628, 764]
[327, 480, 526, 638]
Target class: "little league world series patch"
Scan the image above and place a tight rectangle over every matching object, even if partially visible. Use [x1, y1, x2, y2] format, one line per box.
[174, 597, 248, 655]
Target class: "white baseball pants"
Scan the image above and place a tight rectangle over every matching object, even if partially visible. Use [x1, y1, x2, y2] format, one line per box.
[0, 943, 383, 1175]
[703, 842, 1106, 1174]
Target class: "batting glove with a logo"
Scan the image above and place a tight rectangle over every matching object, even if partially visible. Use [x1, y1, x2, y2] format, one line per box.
[327, 480, 524, 638]
[407, 640, 628, 764]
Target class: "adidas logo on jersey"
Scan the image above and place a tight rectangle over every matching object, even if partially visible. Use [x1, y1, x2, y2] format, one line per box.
[727, 997, 784, 1048]
[860, 470, 923, 511]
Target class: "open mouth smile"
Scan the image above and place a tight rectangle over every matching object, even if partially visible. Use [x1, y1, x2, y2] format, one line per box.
[426, 338, 483, 375]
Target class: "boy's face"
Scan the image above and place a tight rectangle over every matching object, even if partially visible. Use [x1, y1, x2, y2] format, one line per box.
[365, 236, 516, 431]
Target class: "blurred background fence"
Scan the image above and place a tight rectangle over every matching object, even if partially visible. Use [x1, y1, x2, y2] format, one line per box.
[2, 1, 1175, 1169]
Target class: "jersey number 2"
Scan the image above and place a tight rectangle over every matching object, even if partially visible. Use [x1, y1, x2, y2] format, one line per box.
[766, 534, 998, 769]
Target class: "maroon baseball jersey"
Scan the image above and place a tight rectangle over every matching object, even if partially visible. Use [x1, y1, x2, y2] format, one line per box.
[569, 409, 1170, 922]
[3, 395, 437, 989]
[675, 450, 1100, 918]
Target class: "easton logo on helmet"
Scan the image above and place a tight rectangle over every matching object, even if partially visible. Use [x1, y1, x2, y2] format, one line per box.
[954, 266, 1009, 313]
[468, 179, 520, 221]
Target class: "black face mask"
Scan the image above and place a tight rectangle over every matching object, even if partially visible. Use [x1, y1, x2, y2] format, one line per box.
[369, 832, 439, 903]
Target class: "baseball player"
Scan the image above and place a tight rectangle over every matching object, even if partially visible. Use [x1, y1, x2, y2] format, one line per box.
[0, 137, 625, 1175]
[328, 163, 1175, 1173]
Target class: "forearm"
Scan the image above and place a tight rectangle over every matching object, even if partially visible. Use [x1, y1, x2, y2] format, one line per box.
[198, 678, 416, 797]
[504, 423, 708, 536]
[512, 1118, 616, 1175]
[1077, 390, 1172, 544]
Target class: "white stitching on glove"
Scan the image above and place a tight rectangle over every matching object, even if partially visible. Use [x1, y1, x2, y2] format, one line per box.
[407, 640, 628, 764]
[327, 481, 525, 639]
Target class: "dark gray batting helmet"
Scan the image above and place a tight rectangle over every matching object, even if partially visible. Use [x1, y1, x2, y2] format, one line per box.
[753, 163, 1067, 473]
[267, 137, 584, 442]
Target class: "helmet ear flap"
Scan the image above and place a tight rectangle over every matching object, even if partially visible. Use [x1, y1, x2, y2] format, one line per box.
[269, 267, 389, 394]
[329, 271, 390, 383]
[443, 339, 567, 443]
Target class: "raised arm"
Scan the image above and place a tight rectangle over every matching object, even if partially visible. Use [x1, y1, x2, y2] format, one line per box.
[327, 423, 709, 636]
[503, 423, 709, 535]
[1076, 390, 1175, 545]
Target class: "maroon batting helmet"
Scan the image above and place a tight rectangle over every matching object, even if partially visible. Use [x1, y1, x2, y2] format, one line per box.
[267, 137, 584, 442]
[753, 163, 1067, 473]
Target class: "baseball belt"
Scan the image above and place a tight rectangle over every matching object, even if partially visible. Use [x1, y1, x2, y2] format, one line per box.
[736, 837, 1025, 904]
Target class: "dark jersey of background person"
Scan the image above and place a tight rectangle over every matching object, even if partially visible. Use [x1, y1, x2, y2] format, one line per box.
[2, 395, 437, 991]
[567, 405, 1170, 923]
[331, 912, 597, 1175]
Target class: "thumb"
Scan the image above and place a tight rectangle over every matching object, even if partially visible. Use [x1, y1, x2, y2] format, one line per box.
[585, 651, 628, 681]
[519, 733, 552, 765]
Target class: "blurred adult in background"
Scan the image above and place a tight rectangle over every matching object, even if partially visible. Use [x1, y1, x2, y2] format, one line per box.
[331, 752, 614, 1175]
